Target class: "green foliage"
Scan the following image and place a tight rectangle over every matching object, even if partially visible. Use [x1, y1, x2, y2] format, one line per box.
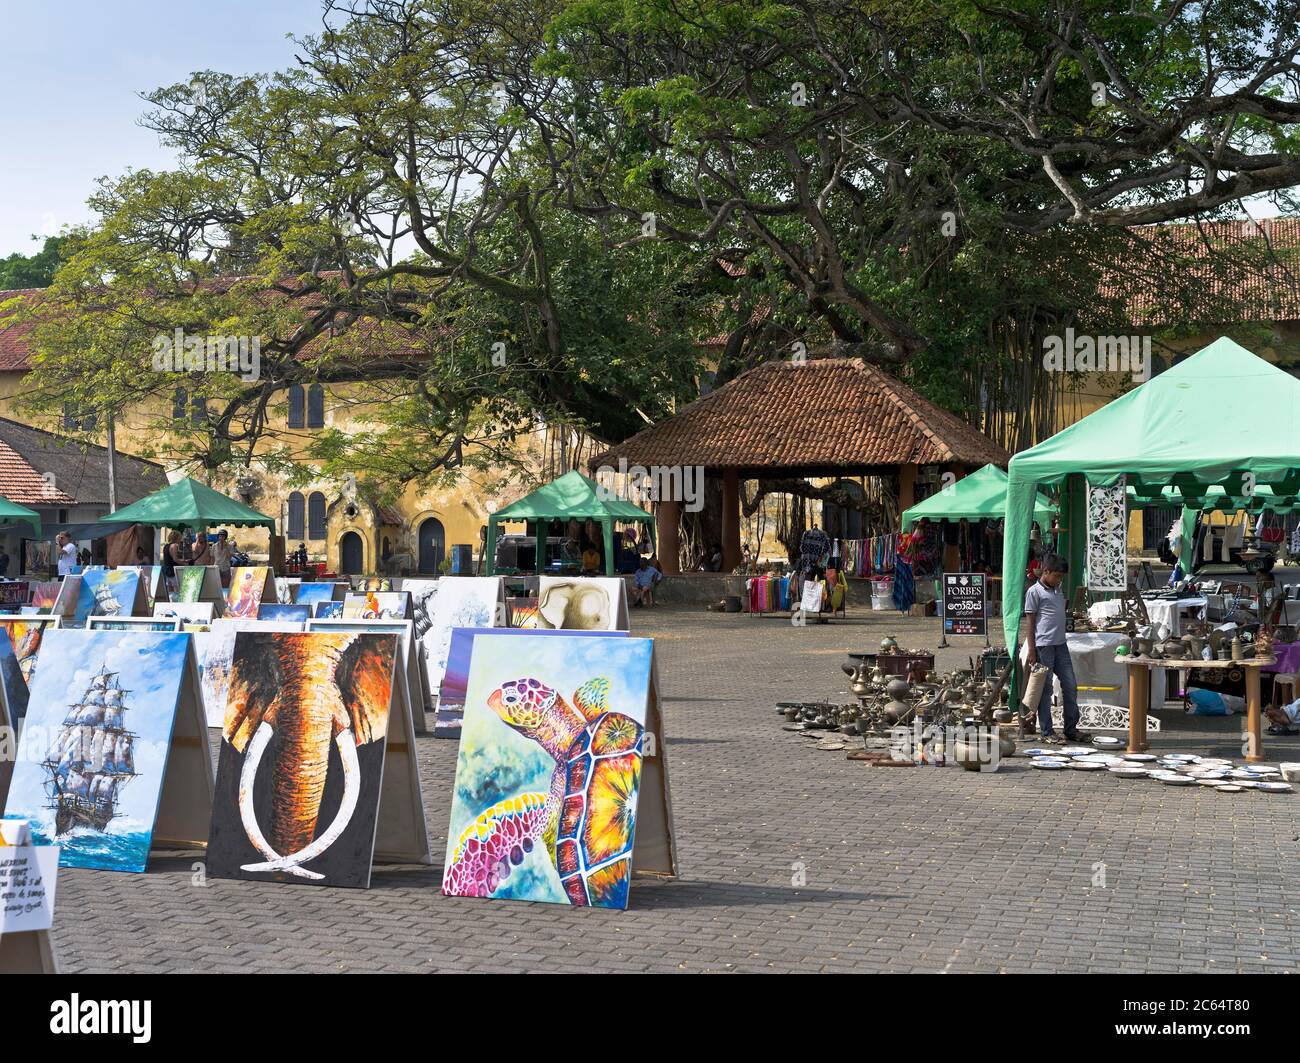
[7, 0, 1299, 475]
[0, 236, 67, 290]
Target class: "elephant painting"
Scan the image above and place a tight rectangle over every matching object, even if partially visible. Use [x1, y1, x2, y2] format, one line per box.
[536, 577, 627, 631]
[207, 631, 398, 888]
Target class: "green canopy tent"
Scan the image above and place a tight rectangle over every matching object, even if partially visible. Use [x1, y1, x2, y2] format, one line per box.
[485, 470, 656, 576]
[96, 477, 277, 531]
[1127, 483, 1288, 511]
[901, 464, 1056, 530]
[1128, 483, 1293, 564]
[0, 494, 41, 538]
[1003, 338, 1300, 671]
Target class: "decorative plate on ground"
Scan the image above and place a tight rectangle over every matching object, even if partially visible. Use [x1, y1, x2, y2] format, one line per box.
[1255, 782, 1294, 793]
[1092, 736, 1123, 747]
[1124, 753, 1157, 762]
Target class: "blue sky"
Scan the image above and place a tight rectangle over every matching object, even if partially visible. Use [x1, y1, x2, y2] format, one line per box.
[0, 0, 324, 257]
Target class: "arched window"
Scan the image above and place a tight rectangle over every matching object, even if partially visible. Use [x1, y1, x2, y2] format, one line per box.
[287, 385, 305, 428]
[307, 491, 327, 540]
[286, 492, 305, 539]
[191, 394, 207, 425]
[62, 404, 96, 432]
[307, 385, 325, 429]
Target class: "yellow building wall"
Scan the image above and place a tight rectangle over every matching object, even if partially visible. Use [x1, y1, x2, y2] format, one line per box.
[0, 370, 536, 574]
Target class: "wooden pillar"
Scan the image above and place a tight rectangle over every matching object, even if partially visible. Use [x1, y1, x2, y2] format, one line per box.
[1245, 664, 1264, 763]
[1127, 662, 1149, 753]
[899, 465, 917, 513]
[657, 498, 681, 575]
[722, 467, 741, 572]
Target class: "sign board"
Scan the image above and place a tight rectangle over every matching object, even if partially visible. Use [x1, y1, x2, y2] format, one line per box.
[942, 572, 987, 636]
[0, 836, 58, 935]
[0, 583, 30, 610]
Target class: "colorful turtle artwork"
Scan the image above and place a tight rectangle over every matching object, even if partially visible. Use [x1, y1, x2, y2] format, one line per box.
[443, 675, 643, 908]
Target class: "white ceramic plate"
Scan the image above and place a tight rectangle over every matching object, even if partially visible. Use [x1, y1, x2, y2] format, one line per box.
[1255, 782, 1294, 792]
[1031, 761, 1066, 770]
[1161, 776, 1194, 786]
[1092, 736, 1123, 747]
[1215, 784, 1245, 793]
[1071, 761, 1105, 770]
[1124, 753, 1157, 762]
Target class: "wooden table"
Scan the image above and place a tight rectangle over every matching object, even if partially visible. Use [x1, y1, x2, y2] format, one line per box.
[1118, 656, 1274, 761]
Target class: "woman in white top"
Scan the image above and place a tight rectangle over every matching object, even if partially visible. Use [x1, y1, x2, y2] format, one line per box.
[212, 529, 233, 587]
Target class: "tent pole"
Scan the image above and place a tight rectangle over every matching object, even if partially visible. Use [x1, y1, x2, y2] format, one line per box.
[603, 518, 614, 577]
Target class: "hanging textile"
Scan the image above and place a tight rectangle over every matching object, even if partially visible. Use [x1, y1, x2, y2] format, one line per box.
[1086, 477, 1128, 592]
[892, 557, 915, 613]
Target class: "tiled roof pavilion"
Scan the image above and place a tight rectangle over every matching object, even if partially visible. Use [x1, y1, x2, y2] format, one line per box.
[590, 357, 1009, 571]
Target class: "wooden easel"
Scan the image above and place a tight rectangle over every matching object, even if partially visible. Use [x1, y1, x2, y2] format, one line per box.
[0, 929, 58, 973]
[632, 649, 677, 883]
[152, 642, 217, 851]
[372, 641, 431, 865]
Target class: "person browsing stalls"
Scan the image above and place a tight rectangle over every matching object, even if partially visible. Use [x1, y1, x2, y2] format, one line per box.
[1024, 553, 1081, 744]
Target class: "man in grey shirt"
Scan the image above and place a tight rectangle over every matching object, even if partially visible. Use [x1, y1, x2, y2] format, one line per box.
[1024, 554, 1080, 743]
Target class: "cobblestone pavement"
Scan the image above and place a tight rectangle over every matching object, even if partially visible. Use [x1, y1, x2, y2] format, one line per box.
[51, 607, 1300, 973]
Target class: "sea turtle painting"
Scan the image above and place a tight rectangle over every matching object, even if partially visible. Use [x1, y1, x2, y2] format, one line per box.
[443, 675, 644, 908]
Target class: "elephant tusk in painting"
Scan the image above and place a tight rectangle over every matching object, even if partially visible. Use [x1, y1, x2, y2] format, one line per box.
[209, 630, 398, 888]
[238, 724, 362, 879]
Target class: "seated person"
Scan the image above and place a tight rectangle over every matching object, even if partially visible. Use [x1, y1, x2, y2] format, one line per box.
[581, 543, 602, 574]
[630, 556, 662, 606]
[1264, 696, 1300, 735]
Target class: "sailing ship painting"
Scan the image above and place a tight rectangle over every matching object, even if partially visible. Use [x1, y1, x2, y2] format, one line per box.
[4, 630, 190, 872]
[71, 569, 142, 626]
[44, 665, 138, 836]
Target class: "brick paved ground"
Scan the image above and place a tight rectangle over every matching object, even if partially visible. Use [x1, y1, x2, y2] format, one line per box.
[51, 606, 1300, 973]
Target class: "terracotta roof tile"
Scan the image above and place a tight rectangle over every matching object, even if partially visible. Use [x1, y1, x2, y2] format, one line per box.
[1105, 218, 1300, 325]
[0, 438, 76, 505]
[589, 357, 1009, 473]
[0, 416, 164, 506]
[0, 289, 44, 371]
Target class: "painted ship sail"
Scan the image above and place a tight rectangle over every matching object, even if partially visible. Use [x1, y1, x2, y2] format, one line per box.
[42, 665, 139, 835]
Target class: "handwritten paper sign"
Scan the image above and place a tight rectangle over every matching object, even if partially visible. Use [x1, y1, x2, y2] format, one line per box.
[0, 825, 58, 934]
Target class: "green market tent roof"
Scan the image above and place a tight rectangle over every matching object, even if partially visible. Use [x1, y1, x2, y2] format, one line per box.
[492, 470, 656, 523]
[1002, 337, 1300, 654]
[96, 477, 276, 530]
[486, 470, 656, 576]
[0, 493, 40, 537]
[901, 464, 1055, 530]
[1128, 482, 1293, 513]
